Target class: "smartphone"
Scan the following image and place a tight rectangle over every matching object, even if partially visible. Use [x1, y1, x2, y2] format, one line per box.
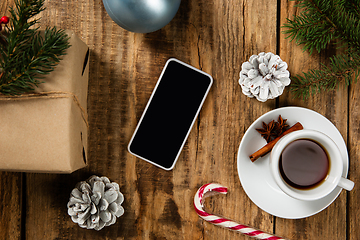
[128, 58, 213, 170]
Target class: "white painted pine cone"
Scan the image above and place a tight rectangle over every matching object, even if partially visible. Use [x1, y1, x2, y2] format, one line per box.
[67, 175, 125, 230]
[239, 52, 291, 102]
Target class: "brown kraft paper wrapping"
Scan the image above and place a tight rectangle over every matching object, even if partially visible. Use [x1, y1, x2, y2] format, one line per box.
[0, 30, 89, 173]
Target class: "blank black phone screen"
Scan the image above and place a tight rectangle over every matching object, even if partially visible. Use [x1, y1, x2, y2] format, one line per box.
[128, 59, 212, 169]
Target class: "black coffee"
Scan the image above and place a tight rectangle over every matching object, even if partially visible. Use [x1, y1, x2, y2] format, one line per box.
[279, 139, 329, 189]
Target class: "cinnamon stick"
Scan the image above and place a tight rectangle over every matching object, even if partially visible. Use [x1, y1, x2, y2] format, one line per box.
[249, 122, 303, 162]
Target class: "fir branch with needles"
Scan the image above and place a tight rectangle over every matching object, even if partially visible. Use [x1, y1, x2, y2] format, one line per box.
[282, 0, 360, 99]
[0, 0, 70, 95]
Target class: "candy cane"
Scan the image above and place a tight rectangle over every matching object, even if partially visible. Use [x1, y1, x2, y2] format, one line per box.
[194, 183, 287, 240]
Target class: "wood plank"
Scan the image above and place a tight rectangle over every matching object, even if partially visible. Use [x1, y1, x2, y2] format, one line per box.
[277, 1, 348, 239]
[348, 50, 360, 240]
[0, 2, 23, 240]
[0, 172, 22, 240]
[196, 0, 279, 239]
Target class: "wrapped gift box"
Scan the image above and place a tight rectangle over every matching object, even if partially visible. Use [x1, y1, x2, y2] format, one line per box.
[0, 30, 89, 173]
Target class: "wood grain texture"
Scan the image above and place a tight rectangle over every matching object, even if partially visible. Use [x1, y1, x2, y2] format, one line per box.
[0, 0, 359, 239]
[348, 51, 360, 240]
[0, 172, 22, 240]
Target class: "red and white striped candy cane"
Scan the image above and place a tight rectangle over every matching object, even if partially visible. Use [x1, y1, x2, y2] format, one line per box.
[194, 183, 287, 240]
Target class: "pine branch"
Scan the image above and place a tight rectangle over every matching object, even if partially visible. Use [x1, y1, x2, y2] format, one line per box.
[282, 0, 360, 99]
[283, 12, 336, 54]
[341, 0, 360, 26]
[290, 51, 360, 98]
[0, 0, 70, 95]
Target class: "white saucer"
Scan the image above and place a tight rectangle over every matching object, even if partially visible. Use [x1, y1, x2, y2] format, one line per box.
[237, 106, 349, 219]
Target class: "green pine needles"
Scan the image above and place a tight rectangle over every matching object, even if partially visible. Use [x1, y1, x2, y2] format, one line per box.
[282, 0, 360, 98]
[0, 0, 70, 95]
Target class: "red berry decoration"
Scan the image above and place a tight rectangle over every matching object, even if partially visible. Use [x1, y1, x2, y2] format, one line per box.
[0, 16, 9, 24]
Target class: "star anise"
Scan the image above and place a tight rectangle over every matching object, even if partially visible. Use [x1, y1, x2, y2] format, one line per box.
[256, 115, 289, 143]
[274, 115, 289, 136]
[256, 120, 276, 143]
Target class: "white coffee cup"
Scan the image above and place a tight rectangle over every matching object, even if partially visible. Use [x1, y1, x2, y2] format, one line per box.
[270, 129, 354, 201]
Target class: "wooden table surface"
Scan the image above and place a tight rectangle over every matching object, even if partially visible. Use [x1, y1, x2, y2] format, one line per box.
[1, 0, 359, 239]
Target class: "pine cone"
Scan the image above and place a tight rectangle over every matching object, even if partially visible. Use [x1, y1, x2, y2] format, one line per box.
[67, 175, 125, 230]
[239, 52, 291, 102]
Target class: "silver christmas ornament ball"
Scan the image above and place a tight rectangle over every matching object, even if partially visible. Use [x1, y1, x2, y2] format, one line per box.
[102, 0, 181, 33]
